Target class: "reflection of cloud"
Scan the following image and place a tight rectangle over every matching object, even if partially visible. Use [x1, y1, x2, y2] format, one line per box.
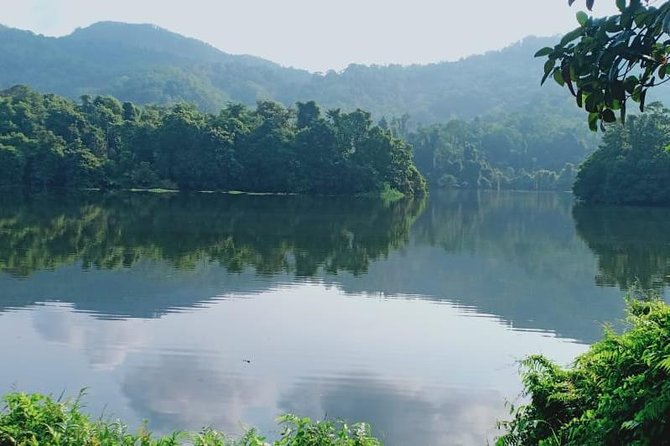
[279, 375, 505, 446]
[32, 304, 147, 370]
[122, 354, 275, 434]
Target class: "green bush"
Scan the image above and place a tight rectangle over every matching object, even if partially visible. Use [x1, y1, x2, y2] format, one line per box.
[0, 392, 381, 446]
[497, 296, 670, 446]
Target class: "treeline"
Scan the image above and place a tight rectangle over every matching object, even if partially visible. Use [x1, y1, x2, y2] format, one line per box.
[574, 103, 670, 205]
[0, 86, 426, 195]
[405, 110, 597, 191]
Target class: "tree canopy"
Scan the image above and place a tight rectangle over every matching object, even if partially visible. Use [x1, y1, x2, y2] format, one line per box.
[538, 0, 670, 130]
[573, 102, 670, 204]
[0, 86, 426, 196]
[407, 109, 596, 191]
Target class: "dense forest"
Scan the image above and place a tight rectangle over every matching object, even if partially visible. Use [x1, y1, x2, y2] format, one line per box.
[406, 110, 596, 190]
[0, 22, 609, 191]
[574, 104, 670, 205]
[0, 86, 426, 195]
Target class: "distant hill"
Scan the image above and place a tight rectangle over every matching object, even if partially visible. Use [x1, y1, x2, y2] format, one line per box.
[0, 21, 597, 122]
[0, 22, 312, 112]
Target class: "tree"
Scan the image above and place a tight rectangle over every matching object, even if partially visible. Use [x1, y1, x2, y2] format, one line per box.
[573, 102, 670, 204]
[0, 86, 427, 196]
[538, 0, 670, 130]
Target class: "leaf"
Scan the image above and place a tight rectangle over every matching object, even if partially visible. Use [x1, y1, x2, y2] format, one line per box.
[585, 94, 598, 113]
[534, 47, 553, 58]
[658, 356, 670, 373]
[588, 112, 599, 131]
[577, 11, 589, 26]
[624, 76, 639, 94]
[602, 108, 616, 123]
[576, 89, 584, 107]
[561, 27, 584, 46]
[611, 81, 626, 101]
[664, 11, 670, 35]
[542, 59, 556, 84]
[554, 70, 566, 86]
[586, 0, 595, 10]
[621, 420, 640, 430]
[616, 0, 626, 12]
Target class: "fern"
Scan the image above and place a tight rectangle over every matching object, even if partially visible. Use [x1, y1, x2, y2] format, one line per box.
[658, 356, 670, 373]
[496, 293, 670, 446]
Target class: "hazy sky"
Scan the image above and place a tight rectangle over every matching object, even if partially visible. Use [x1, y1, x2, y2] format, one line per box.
[2, 0, 619, 72]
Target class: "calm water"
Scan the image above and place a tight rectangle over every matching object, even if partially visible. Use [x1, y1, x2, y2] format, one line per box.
[1, 191, 668, 445]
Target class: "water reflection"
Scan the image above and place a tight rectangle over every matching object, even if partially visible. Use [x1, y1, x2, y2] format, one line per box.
[0, 191, 424, 317]
[122, 354, 273, 435]
[279, 376, 504, 446]
[573, 204, 670, 291]
[0, 191, 424, 278]
[1, 190, 668, 445]
[333, 191, 625, 343]
[32, 304, 148, 370]
[27, 287, 575, 446]
[1, 191, 668, 343]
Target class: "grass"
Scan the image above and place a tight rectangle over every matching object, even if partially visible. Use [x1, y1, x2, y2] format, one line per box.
[0, 391, 382, 446]
[356, 185, 405, 203]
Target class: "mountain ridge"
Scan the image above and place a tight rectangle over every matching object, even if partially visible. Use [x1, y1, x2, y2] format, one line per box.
[0, 21, 621, 123]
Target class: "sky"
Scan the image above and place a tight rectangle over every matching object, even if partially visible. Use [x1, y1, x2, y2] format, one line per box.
[2, 0, 619, 72]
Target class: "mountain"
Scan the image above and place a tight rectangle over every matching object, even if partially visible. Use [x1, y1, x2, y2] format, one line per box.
[1, 21, 664, 124]
[0, 22, 312, 112]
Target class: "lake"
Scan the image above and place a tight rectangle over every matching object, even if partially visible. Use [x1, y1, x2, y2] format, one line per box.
[1, 190, 668, 445]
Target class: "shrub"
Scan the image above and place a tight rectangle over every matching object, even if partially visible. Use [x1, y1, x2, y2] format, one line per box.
[497, 295, 670, 446]
[0, 392, 381, 446]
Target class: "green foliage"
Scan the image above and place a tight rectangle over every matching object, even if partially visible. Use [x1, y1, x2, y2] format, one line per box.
[0, 392, 381, 445]
[274, 415, 381, 446]
[0, 86, 426, 196]
[497, 295, 670, 446]
[573, 103, 670, 204]
[540, 0, 670, 130]
[407, 109, 597, 190]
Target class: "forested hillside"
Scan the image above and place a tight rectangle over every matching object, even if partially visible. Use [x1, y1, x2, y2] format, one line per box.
[0, 21, 640, 124]
[0, 86, 426, 195]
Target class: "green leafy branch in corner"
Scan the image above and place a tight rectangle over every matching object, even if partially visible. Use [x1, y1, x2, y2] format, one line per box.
[496, 292, 670, 445]
[537, 0, 670, 130]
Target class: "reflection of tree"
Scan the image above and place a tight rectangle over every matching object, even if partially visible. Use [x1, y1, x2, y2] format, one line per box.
[415, 190, 577, 270]
[0, 191, 424, 278]
[338, 190, 627, 343]
[573, 205, 670, 291]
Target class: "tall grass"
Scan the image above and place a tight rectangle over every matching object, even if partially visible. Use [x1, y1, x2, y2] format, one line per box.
[0, 392, 381, 446]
